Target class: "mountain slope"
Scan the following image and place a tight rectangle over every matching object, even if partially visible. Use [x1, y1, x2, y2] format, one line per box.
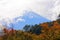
[13, 11, 51, 30]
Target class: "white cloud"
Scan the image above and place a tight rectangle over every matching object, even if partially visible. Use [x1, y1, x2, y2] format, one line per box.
[0, 0, 60, 21]
[16, 18, 25, 22]
[29, 16, 34, 18]
[0, 0, 34, 19]
[28, 0, 58, 21]
[31, 0, 60, 21]
[48, 0, 60, 20]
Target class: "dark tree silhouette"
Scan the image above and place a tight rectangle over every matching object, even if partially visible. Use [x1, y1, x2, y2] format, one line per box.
[23, 24, 42, 35]
[23, 25, 31, 32]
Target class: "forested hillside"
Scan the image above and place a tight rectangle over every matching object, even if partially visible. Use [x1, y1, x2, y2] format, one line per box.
[0, 19, 60, 40]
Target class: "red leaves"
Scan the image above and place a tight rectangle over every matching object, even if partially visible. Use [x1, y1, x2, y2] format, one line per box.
[3, 28, 16, 35]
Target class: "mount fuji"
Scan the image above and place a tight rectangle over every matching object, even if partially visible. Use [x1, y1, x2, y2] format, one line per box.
[11, 11, 51, 30]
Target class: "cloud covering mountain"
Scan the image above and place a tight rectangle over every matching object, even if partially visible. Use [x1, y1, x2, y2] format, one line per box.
[0, 0, 60, 21]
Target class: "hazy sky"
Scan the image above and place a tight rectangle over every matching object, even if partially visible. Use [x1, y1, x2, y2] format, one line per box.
[0, 0, 60, 21]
